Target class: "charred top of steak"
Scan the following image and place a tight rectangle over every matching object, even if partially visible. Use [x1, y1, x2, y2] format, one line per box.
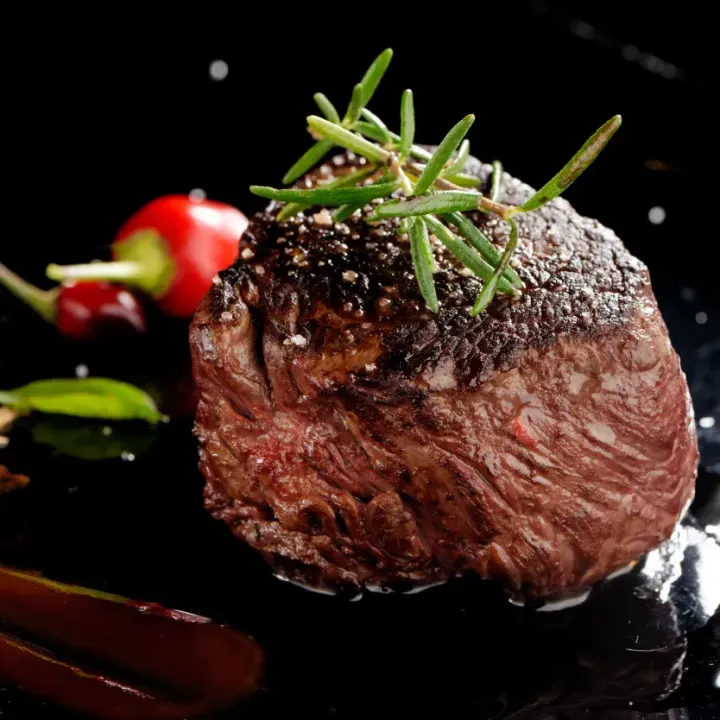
[212, 153, 648, 388]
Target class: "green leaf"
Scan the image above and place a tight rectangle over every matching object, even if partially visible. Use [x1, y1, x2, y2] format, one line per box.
[344, 83, 364, 125]
[333, 202, 363, 222]
[307, 116, 390, 164]
[282, 140, 334, 185]
[314, 93, 340, 124]
[516, 115, 622, 213]
[447, 139, 470, 176]
[400, 89, 415, 158]
[408, 217, 438, 312]
[415, 115, 475, 195]
[373, 191, 479, 218]
[276, 164, 378, 222]
[251, 181, 397, 206]
[0, 378, 167, 424]
[441, 211, 523, 289]
[444, 172, 481, 188]
[360, 108, 390, 144]
[31, 417, 156, 461]
[354, 126, 432, 162]
[358, 48, 393, 106]
[353, 121, 390, 144]
[472, 217, 520, 315]
[490, 160, 503, 202]
[424, 215, 516, 295]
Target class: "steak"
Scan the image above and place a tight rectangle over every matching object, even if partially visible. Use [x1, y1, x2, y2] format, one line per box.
[190, 153, 698, 601]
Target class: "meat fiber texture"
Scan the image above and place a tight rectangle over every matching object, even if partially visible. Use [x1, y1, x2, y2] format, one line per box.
[191, 153, 698, 601]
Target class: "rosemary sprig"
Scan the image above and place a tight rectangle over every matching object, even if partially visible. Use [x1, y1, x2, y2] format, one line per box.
[408, 217, 438, 312]
[251, 49, 621, 316]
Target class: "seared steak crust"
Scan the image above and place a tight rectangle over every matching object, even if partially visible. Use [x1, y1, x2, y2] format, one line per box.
[191, 153, 698, 599]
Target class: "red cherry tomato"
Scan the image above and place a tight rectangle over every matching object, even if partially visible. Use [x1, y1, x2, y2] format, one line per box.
[113, 196, 248, 317]
[56, 282, 147, 340]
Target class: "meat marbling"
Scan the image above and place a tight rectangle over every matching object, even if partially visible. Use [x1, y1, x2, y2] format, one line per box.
[190, 154, 698, 601]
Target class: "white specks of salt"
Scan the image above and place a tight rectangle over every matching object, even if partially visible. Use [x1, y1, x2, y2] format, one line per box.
[342, 270, 359, 283]
[212, 274, 222, 286]
[312, 209, 333, 227]
[254, 265, 265, 275]
[189, 188, 206, 202]
[75, 364, 89, 379]
[209, 60, 229, 81]
[283, 334, 307, 348]
[364, 364, 377, 372]
[648, 206, 666, 225]
[241, 248, 255, 260]
[587, 422, 616, 445]
[220, 311, 233, 323]
[699, 416, 716, 429]
[696, 311, 708, 325]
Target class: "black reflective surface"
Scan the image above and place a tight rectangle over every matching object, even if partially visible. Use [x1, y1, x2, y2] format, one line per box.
[2, 4, 719, 718]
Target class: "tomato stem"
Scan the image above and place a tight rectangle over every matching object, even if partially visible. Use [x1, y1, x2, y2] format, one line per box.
[45, 230, 176, 299]
[0, 262, 58, 324]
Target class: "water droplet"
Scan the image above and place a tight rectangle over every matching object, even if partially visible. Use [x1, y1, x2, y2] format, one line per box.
[75, 364, 89, 379]
[189, 188, 206, 202]
[120, 452, 136, 462]
[102, 426, 113, 437]
[209, 60, 228, 81]
[699, 416, 715, 429]
[648, 206, 666, 225]
[695, 311, 708, 325]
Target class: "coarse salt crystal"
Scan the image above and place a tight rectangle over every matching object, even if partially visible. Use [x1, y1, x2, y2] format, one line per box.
[365, 364, 377, 372]
[284, 334, 307, 347]
[313, 209, 334, 227]
[241, 248, 255, 260]
[220, 311, 233, 322]
[342, 270, 359, 283]
[254, 265, 265, 275]
[212, 274, 222, 286]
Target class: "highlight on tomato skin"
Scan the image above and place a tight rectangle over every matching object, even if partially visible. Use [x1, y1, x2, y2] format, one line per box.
[0, 566, 264, 719]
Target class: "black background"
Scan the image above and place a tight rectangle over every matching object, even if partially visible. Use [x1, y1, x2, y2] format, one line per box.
[1, 3, 719, 719]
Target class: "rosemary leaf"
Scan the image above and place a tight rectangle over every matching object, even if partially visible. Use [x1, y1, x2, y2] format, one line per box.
[400, 89, 415, 158]
[447, 139, 470, 176]
[344, 83, 364, 126]
[424, 215, 516, 295]
[333, 203, 363, 222]
[360, 108, 391, 143]
[353, 121, 390, 144]
[415, 115, 475, 195]
[277, 165, 378, 222]
[490, 160, 503, 202]
[282, 140, 334, 185]
[359, 48, 393, 106]
[445, 172, 481, 188]
[355, 126, 431, 162]
[472, 217, 519, 315]
[515, 115, 622, 214]
[408, 217, 438, 312]
[250, 181, 397, 206]
[441, 212, 523, 289]
[374, 191, 479, 218]
[307, 116, 390, 164]
[314, 93, 340, 124]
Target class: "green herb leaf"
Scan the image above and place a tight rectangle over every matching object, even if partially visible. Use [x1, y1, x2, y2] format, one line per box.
[472, 217, 520, 315]
[307, 116, 391, 164]
[490, 160, 503, 202]
[333, 203, 363, 222]
[358, 48, 393, 106]
[344, 83, 364, 126]
[424, 215, 516, 295]
[314, 93, 340, 124]
[400, 89, 415, 158]
[282, 140, 334, 185]
[360, 108, 391, 144]
[415, 115, 475, 195]
[447, 139, 470, 176]
[444, 172, 481, 188]
[408, 217, 438, 312]
[374, 191, 479, 218]
[251, 181, 397, 206]
[276, 165, 378, 222]
[353, 121, 390, 144]
[515, 115, 622, 214]
[0, 379, 167, 424]
[441, 211, 523, 289]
